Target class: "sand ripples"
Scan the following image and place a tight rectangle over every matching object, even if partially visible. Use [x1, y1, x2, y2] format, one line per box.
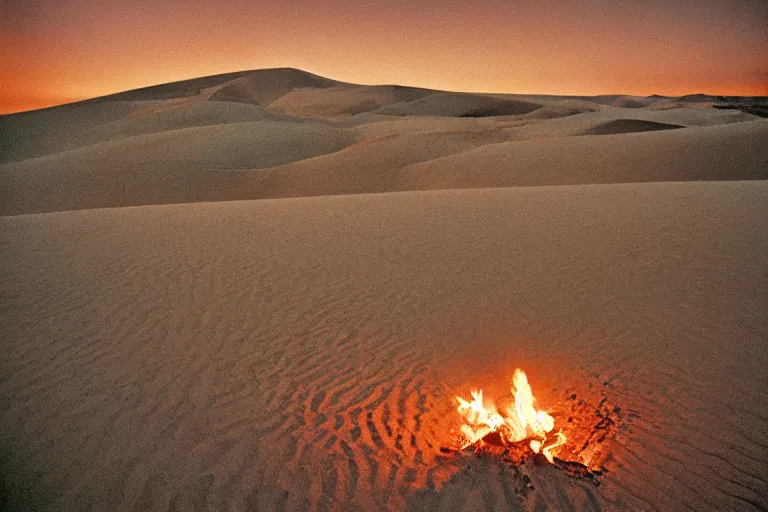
[1, 183, 766, 510]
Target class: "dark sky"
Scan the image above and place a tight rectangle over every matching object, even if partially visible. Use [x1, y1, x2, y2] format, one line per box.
[2, 0, 766, 113]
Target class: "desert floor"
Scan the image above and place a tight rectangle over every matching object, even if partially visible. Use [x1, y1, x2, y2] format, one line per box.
[1, 69, 766, 510]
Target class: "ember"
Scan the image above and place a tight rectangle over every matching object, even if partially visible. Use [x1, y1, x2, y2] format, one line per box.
[455, 369, 565, 463]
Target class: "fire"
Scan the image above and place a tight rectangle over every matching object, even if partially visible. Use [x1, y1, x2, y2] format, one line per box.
[455, 368, 565, 463]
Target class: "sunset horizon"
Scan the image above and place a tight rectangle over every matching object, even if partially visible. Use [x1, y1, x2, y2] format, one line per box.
[3, 64, 767, 115]
[3, 0, 766, 114]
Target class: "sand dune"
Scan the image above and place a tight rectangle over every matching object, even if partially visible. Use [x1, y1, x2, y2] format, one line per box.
[244, 129, 512, 199]
[1, 182, 766, 511]
[0, 120, 360, 215]
[1, 101, 159, 163]
[3, 120, 357, 171]
[1, 100, 307, 163]
[398, 120, 768, 191]
[1, 68, 760, 168]
[1, 68, 348, 163]
[3, 112, 764, 216]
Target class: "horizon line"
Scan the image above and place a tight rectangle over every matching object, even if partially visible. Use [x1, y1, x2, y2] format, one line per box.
[3, 66, 766, 116]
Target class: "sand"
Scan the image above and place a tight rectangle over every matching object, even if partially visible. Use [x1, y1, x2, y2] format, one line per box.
[1, 68, 767, 511]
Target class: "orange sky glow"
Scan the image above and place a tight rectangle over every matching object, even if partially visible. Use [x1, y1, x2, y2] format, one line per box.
[1, 0, 766, 114]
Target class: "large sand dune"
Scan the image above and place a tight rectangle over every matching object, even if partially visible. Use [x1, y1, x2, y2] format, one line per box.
[2, 113, 765, 215]
[2, 68, 766, 217]
[1, 182, 766, 511]
[1, 68, 766, 511]
[2, 68, 765, 216]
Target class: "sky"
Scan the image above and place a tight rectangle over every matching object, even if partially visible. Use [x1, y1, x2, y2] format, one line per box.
[1, 0, 767, 114]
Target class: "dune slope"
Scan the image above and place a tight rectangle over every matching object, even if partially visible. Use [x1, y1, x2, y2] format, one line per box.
[397, 120, 768, 191]
[0, 101, 307, 163]
[2, 68, 766, 217]
[374, 93, 543, 117]
[0, 120, 360, 215]
[269, 85, 436, 118]
[1, 182, 766, 511]
[3, 115, 766, 216]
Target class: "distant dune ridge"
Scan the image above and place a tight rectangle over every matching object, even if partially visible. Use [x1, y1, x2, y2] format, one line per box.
[1, 68, 767, 511]
[1, 67, 766, 215]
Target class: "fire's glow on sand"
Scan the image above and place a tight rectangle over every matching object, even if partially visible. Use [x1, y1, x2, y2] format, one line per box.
[456, 369, 566, 463]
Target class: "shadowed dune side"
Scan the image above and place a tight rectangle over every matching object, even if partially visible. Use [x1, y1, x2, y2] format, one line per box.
[2, 121, 358, 171]
[374, 93, 543, 117]
[0, 101, 307, 163]
[0, 121, 360, 216]
[207, 68, 343, 106]
[580, 119, 684, 135]
[72, 101, 308, 143]
[268, 85, 437, 118]
[351, 116, 492, 137]
[0, 101, 162, 163]
[1, 182, 766, 511]
[0, 162, 266, 217]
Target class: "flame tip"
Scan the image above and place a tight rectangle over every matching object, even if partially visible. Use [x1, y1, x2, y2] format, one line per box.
[455, 368, 566, 463]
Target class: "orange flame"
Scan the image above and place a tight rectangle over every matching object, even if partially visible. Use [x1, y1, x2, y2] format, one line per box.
[456, 368, 565, 463]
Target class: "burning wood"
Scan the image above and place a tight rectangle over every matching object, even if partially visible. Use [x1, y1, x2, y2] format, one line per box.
[447, 369, 620, 483]
[454, 369, 566, 463]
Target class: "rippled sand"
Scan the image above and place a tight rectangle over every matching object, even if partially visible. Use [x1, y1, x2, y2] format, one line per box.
[2, 182, 766, 510]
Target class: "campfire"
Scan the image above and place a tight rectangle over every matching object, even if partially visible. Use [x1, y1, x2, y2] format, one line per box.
[455, 369, 565, 462]
[447, 367, 620, 484]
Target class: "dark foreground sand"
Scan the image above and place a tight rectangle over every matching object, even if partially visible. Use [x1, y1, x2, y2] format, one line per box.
[1, 182, 766, 511]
